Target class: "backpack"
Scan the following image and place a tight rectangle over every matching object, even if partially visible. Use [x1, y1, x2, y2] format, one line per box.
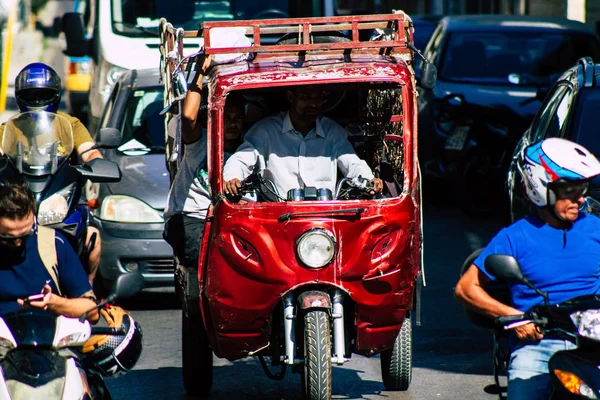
[37, 225, 63, 296]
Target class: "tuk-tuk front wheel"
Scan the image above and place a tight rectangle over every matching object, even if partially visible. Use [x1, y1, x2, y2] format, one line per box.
[302, 310, 332, 400]
[380, 315, 412, 391]
[182, 309, 213, 397]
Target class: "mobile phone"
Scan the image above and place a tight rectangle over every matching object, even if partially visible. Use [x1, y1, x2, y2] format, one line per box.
[23, 293, 45, 304]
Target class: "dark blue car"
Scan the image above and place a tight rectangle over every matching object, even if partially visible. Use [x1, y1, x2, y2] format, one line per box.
[418, 15, 600, 164]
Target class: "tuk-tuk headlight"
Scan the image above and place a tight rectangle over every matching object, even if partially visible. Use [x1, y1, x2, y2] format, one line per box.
[570, 309, 600, 341]
[296, 229, 335, 268]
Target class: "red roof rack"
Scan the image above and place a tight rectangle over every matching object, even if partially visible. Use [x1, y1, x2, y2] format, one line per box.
[195, 13, 413, 55]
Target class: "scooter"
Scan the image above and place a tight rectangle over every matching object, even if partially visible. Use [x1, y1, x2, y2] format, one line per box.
[0, 111, 122, 267]
[484, 254, 600, 400]
[0, 273, 144, 399]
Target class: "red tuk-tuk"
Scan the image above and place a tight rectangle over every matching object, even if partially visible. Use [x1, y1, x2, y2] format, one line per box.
[159, 12, 435, 399]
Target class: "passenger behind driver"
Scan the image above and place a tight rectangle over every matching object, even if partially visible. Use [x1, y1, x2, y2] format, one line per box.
[223, 85, 383, 198]
[164, 53, 246, 273]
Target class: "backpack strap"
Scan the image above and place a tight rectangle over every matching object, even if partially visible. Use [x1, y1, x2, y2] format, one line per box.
[37, 226, 62, 296]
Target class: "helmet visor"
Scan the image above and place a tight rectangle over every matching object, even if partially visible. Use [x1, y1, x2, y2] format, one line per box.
[16, 88, 60, 108]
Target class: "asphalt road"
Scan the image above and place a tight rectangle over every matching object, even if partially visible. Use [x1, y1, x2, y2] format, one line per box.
[105, 199, 507, 400]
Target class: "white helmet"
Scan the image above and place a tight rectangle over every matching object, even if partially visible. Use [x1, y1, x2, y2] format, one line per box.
[517, 138, 600, 207]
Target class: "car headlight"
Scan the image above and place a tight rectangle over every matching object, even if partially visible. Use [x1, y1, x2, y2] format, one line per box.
[100, 61, 125, 94]
[581, 197, 600, 217]
[296, 229, 336, 268]
[570, 309, 600, 341]
[38, 184, 75, 225]
[100, 195, 163, 223]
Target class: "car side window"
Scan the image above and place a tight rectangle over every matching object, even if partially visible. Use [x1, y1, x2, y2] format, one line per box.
[423, 23, 444, 64]
[529, 85, 570, 143]
[545, 87, 575, 139]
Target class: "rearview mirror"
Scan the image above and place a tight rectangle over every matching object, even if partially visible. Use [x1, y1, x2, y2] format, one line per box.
[74, 158, 122, 183]
[419, 61, 437, 89]
[111, 273, 145, 299]
[172, 69, 188, 101]
[485, 254, 524, 282]
[62, 12, 91, 57]
[98, 127, 121, 149]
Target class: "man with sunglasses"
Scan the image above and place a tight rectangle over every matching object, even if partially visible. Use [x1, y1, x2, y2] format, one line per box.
[0, 183, 98, 321]
[0, 63, 103, 287]
[224, 85, 383, 198]
[455, 138, 600, 399]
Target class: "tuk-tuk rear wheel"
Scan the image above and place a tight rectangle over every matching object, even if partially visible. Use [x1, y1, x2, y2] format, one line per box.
[182, 309, 213, 397]
[380, 315, 412, 391]
[301, 310, 332, 400]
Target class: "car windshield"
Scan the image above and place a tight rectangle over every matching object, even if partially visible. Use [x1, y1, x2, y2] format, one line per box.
[568, 88, 600, 157]
[439, 31, 600, 86]
[111, 0, 290, 36]
[118, 88, 165, 155]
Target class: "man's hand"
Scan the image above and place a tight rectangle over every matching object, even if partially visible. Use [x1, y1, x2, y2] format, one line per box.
[224, 178, 242, 196]
[512, 322, 544, 342]
[197, 53, 213, 74]
[18, 284, 55, 311]
[370, 178, 383, 195]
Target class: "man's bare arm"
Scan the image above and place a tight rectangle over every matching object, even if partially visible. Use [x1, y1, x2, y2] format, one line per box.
[181, 54, 213, 145]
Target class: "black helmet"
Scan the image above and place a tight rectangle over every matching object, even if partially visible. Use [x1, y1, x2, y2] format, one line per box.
[15, 63, 62, 113]
[81, 306, 143, 377]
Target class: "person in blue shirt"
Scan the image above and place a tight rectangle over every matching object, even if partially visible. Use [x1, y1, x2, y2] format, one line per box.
[0, 182, 98, 321]
[455, 137, 600, 400]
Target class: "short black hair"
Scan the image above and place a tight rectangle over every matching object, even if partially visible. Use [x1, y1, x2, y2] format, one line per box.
[225, 92, 245, 112]
[0, 182, 36, 220]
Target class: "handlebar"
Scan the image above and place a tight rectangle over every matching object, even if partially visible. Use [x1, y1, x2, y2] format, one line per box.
[91, 327, 127, 335]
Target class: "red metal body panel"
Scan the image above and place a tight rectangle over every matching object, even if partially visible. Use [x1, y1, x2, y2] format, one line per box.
[196, 53, 419, 361]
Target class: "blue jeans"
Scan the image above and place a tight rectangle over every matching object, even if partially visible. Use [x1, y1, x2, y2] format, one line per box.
[507, 339, 576, 400]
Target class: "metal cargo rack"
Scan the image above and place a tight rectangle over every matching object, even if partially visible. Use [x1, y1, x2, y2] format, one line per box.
[158, 12, 415, 181]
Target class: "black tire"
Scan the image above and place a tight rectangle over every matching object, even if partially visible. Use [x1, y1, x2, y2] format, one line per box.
[302, 310, 332, 400]
[182, 309, 213, 397]
[380, 315, 412, 391]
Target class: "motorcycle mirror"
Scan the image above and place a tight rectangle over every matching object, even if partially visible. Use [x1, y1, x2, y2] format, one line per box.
[485, 254, 549, 305]
[79, 273, 144, 322]
[485, 254, 524, 281]
[73, 158, 122, 183]
[62, 12, 91, 57]
[98, 127, 121, 149]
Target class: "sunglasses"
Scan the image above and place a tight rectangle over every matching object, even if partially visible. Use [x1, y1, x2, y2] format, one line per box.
[554, 182, 590, 200]
[0, 219, 37, 245]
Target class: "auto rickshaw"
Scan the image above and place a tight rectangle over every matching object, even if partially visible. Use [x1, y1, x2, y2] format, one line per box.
[159, 11, 436, 399]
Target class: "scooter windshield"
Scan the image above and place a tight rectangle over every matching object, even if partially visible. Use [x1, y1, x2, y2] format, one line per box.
[2, 112, 74, 176]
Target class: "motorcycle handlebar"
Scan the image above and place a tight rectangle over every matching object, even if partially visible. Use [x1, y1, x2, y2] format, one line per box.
[91, 327, 127, 335]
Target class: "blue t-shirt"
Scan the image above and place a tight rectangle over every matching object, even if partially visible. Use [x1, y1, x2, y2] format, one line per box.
[474, 213, 600, 312]
[0, 231, 92, 315]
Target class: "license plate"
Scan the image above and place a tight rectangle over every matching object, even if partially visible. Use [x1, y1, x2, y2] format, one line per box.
[444, 126, 470, 150]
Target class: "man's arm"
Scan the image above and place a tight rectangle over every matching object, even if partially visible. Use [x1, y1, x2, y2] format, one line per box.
[333, 129, 383, 194]
[455, 264, 543, 342]
[181, 54, 213, 145]
[70, 115, 103, 163]
[223, 129, 263, 196]
[19, 286, 99, 322]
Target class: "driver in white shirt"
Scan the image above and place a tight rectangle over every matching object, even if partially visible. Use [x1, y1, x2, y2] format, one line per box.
[223, 85, 383, 198]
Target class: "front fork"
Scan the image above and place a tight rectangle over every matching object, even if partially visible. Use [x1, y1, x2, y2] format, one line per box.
[283, 289, 347, 366]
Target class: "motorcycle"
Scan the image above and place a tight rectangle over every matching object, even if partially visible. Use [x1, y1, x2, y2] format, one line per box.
[0, 273, 144, 399]
[0, 111, 121, 267]
[424, 95, 528, 219]
[468, 253, 600, 400]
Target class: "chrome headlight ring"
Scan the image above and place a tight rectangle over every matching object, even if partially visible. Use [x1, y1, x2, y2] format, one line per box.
[296, 228, 336, 269]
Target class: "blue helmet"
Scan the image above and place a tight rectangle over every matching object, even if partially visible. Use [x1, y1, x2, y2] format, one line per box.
[15, 63, 62, 113]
